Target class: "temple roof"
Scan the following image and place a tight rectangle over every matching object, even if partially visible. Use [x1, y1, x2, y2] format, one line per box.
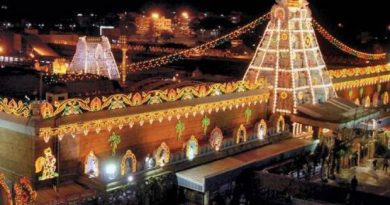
[292, 98, 379, 129]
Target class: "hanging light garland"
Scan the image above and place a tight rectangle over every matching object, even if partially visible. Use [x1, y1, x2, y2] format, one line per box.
[43, 73, 103, 86]
[312, 19, 386, 60]
[128, 12, 271, 71]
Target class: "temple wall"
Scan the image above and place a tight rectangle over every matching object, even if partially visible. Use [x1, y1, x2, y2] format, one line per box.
[335, 82, 390, 105]
[34, 103, 268, 183]
[0, 126, 34, 182]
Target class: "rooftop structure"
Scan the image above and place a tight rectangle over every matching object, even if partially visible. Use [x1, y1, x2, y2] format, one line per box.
[69, 36, 120, 79]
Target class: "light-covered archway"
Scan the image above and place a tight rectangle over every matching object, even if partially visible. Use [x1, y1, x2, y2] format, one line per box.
[235, 124, 247, 144]
[372, 92, 379, 107]
[210, 127, 224, 151]
[276, 115, 285, 133]
[256, 119, 267, 140]
[383, 91, 389, 105]
[364, 96, 371, 108]
[355, 98, 360, 106]
[155, 142, 170, 167]
[121, 150, 137, 175]
[84, 151, 99, 178]
[186, 136, 199, 160]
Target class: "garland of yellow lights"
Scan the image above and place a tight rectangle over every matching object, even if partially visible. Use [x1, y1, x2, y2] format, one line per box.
[128, 13, 271, 71]
[328, 64, 390, 79]
[312, 19, 386, 60]
[40, 80, 267, 119]
[39, 92, 270, 141]
[332, 75, 390, 91]
[3, 69, 390, 119]
[128, 13, 385, 71]
[0, 98, 30, 118]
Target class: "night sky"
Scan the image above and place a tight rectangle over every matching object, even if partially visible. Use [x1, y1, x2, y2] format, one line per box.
[2, 0, 389, 43]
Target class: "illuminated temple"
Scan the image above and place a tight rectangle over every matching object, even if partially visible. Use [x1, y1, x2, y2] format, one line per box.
[69, 36, 120, 79]
[0, 0, 390, 204]
[243, 0, 335, 114]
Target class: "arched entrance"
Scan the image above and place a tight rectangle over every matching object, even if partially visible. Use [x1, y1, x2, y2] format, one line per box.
[186, 136, 199, 160]
[276, 115, 285, 133]
[364, 96, 371, 108]
[209, 127, 223, 151]
[372, 92, 379, 107]
[121, 150, 137, 175]
[155, 142, 170, 167]
[235, 124, 247, 144]
[84, 151, 99, 178]
[354, 98, 360, 106]
[256, 119, 267, 140]
[0, 173, 12, 205]
[383, 91, 389, 105]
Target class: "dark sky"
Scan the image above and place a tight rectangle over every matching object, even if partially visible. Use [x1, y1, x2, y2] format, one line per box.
[2, 0, 389, 39]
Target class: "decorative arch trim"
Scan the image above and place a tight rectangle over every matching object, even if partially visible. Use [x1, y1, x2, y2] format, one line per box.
[276, 115, 285, 133]
[383, 91, 389, 105]
[210, 127, 224, 151]
[355, 98, 360, 106]
[257, 119, 267, 140]
[155, 142, 170, 167]
[84, 151, 99, 178]
[121, 150, 137, 175]
[235, 124, 247, 144]
[186, 136, 199, 160]
[364, 96, 371, 108]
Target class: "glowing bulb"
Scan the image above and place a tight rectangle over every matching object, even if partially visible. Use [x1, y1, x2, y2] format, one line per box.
[181, 12, 189, 19]
[105, 163, 117, 180]
[127, 175, 134, 182]
[151, 12, 159, 19]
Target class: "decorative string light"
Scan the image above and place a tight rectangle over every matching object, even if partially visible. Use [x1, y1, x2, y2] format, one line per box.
[128, 13, 271, 71]
[43, 73, 103, 86]
[313, 19, 386, 60]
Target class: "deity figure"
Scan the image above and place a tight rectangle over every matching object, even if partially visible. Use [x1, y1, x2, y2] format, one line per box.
[35, 148, 59, 181]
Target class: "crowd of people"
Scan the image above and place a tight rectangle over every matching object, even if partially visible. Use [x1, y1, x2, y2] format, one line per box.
[94, 174, 176, 205]
[372, 158, 389, 172]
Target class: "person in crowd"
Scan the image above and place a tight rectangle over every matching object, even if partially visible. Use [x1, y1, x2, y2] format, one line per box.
[373, 159, 378, 170]
[383, 158, 389, 172]
[351, 175, 358, 192]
